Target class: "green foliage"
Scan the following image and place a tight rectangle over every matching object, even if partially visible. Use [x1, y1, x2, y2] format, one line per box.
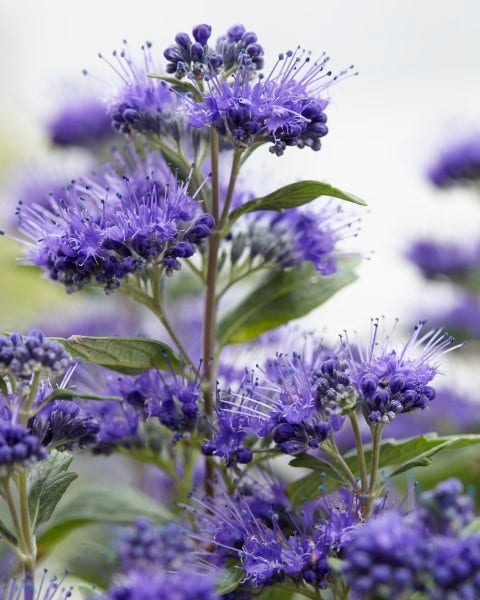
[225, 180, 366, 233]
[288, 433, 480, 504]
[44, 389, 123, 403]
[148, 74, 203, 101]
[217, 259, 359, 346]
[28, 451, 78, 530]
[37, 485, 172, 550]
[56, 335, 181, 375]
[216, 566, 245, 595]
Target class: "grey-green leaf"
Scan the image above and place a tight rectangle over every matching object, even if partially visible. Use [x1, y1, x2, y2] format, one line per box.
[216, 567, 245, 595]
[147, 74, 203, 101]
[217, 259, 359, 346]
[44, 389, 123, 403]
[38, 485, 172, 549]
[28, 450, 78, 530]
[226, 180, 366, 232]
[55, 336, 181, 375]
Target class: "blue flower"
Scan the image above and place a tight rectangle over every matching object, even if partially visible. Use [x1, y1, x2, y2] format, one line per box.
[186, 49, 355, 155]
[342, 320, 459, 424]
[429, 535, 480, 600]
[19, 147, 214, 293]
[0, 420, 47, 477]
[427, 133, 480, 187]
[48, 97, 113, 148]
[407, 239, 480, 278]
[1, 571, 73, 600]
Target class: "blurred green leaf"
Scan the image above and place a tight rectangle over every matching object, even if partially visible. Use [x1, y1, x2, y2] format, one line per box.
[226, 180, 366, 232]
[216, 566, 245, 595]
[148, 74, 203, 101]
[56, 336, 181, 375]
[217, 259, 359, 346]
[38, 485, 172, 549]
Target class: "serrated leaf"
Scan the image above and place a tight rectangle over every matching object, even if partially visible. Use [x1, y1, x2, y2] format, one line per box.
[147, 74, 202, 101]
[28, 450, 78, 530]
[217, 260, 359, 346]
[216, 566, 245, 595]
[37, 485, 172, 550]
[55, 336, 181, 375]
[226, 180, 366, 232]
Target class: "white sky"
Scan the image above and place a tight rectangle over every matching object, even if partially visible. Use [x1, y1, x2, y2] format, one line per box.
[1, 0, 480, 339]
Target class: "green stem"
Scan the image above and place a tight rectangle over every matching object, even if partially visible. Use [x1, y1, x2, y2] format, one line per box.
[349, 412, 368, 493]
[323, 434, 357, 487]
[19, 373, 41, 425]
[365, 424, 384, 515]
[216, 264, 266, 300]
[0, 478, 26, 555]
[219, 148, 243, 227]
[15, 471, 36, 585]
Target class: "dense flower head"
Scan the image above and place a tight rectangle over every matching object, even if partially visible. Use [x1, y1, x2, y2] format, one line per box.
[47, 97, 113, 148]
[109, 364, 203, 439]
[19, 148, 214, 293]
[186, 47, 354, 155]
[119, 519, 192, 572]
[164, 24, 224, 81]
[0, 330, 72, 383]
[424, 293, 480, 339]
[407, 239, 480, 279]
[191, 482, 361, 590]
[87, 400, 140, 452]
[215, 24, 264, 72]
[342, 320, 458, 424]
[103, 569, 219, 600]
[427, 133, 480, 187]
[99, 41, 176, 137]
[417, 478, 474, 537]
[342, 511, 429, 599]
[30, 400, 100, 451]
[229, 204, 356, 275]
[0, 420, 47, 477]
[429, 535, 480, 600]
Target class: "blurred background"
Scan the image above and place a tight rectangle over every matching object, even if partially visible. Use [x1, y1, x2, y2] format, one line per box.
[1, 0, 480, 336]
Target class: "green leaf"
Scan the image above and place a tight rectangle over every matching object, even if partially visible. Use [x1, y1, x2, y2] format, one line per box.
[55, 336, 181, 375]
[327, 556, 344, 573]
[44, 389, 123, 403]
[147, 74, 203, 101]
[464, 517, 480, 536]
[226, 180, 366, 232]
[217, 260, 359, 346]
[37, 485, 172, 549]
[216, 566, 245, 595]
[28, 451, 78, 530]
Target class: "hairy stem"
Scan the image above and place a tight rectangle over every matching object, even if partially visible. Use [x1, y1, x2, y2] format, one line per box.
[322, 437, 357, 488]
[219, 148, 243, 227]
[15, 471, 36, 588]
[365, 424, 384, 515]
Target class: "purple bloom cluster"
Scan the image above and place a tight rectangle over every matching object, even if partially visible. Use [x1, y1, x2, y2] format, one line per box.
[186, 46, 347, 155]
[48, 97, 113, 148]
[109, 365, 202, 439]
[104, 41, 175, 137]
[31, 400, 100, 451]
[0, 420, 47, 477]
[0, 330, 71, 382]
[407, 239, 480, 278]
[87, 400, 139, 452]
[229, 204, 354, 275]
[343, 320, 456, 424]
[426, 293, 480, 339]
[1, 572, 73, 600]
[19, 149, 214, 293]
[104, 570, 219, 600]
[343, 479, 480, 599]
[192, 481, 360, 590]
[427, 134, 480, 187]
[119, 519, 192, 572]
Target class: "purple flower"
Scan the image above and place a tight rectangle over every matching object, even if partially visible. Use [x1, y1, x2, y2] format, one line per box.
[18, 147, 214, 293]
[407, 239, 480, 278]
[342, 511, 429, 598]
[427, 133, 480, 187]
[104, 41, 175, 136]
[87, 400, 140, 452]
[215, 24, 264, 72]
[164, 24, 224, 81]
[229, 204, 356, 275]
[417, 478, 474, 537]
[47, 97, 113, 148]
[343, 320, 459, 424]
[118, 519, 192, 572]
[0, 330, 72, 382]
[0, 420, 47, 477]
[1, 571, 73, 600]
[424, 293, 480, 339]
[30, 400, 100, 451]
[104, 569, 219, 600]
[429, 535, 480, 600]
[186, 49, 355, 155]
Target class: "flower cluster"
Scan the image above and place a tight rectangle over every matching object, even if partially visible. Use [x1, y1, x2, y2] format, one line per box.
[48, 97, 113, 148]
[229, 204, 355, 275]
[407, 239, 480, 278]
[0, 330, 72, 382]
[19, 149, 214, 293]
[343, 479, 480, 600]
[0, 420, 47, 477]
[428, 133, 480, 187]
